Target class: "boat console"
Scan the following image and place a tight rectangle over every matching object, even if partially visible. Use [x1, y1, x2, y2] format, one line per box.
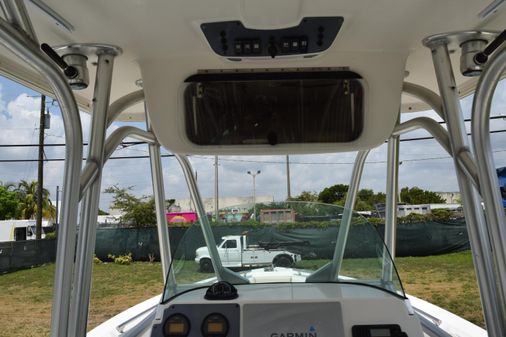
[152, 283, 418, 337]
[149, 202, 419, 337]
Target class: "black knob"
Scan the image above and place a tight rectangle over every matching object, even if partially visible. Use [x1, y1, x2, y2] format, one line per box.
[474, 29, 506, 65]
[40, 43, 78, 79]
[268, 44, 277, 58]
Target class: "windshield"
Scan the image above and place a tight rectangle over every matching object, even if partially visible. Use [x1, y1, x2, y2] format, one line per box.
[162, 201, 404, 302]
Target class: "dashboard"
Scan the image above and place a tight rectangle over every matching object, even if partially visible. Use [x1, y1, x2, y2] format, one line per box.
[150, 283, 423, 337]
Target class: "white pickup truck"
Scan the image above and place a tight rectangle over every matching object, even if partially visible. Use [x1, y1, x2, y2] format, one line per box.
[195, 235, 303, 272]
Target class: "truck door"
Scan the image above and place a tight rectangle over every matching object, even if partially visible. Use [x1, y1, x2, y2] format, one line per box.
[222, 239, 242, 267]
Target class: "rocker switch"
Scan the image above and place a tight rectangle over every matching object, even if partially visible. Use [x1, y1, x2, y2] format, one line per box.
[234, 41, 242, 54]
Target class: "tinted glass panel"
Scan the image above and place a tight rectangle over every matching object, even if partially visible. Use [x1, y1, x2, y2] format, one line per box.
[184, 72, 363, 145]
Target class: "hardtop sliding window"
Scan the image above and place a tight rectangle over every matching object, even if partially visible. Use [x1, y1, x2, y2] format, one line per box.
[184, 71, 364, 146]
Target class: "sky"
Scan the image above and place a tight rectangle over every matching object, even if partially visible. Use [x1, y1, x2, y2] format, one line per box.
[0, 76, 505, 212]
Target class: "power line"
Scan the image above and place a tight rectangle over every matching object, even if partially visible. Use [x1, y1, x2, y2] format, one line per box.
[192, 149, 506, 165]
[0, 115, 504, 149]
[0, 128, 505, 150]
[401, 128, 506, 142]
[0, 141, 144, 148]
[2, 149, 506, 165]
[0, 154, 175, 163]
[0, 116, 505, 164]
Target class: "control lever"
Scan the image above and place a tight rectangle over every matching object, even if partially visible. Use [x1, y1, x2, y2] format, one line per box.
[474, 29, 506, 65]
[40, 43, 78, 79]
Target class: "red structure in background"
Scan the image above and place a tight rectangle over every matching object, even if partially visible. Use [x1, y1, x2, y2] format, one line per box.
[166, 212, 198, 224]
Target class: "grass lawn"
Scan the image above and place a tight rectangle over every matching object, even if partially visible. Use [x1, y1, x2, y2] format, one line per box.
[396, 252, 484, 327]
[0, 251, 483, 337]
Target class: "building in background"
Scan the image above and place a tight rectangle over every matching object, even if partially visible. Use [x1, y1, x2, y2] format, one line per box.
[260, 209, 296, 224]
[97, 215, 121, 227]
[173, 195, 274, 214]
[375, 202, 462, 218]
[166, 212, 197, 224]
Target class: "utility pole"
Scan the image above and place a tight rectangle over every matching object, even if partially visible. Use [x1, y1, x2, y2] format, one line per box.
[247, 170, 261, 221]
[36, 95, 46, 240]
[286, 155, 291, 200]
[55, 185, 60, 234]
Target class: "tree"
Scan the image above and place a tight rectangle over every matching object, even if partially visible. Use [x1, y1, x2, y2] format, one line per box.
[15, 180, 55, 220]
[318, 184, 349, 204]
[355, 199, 374, 211]
[290, 191, 318, 202]
[400, 186, 445, 204]
[358, 188, 385, 207]
[0, 185, 20, 219]
[105, 186, 156, 227]
[105, 186, 174, 227]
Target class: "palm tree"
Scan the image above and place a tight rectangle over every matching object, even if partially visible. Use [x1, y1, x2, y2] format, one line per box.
[16, 180, 55, 220]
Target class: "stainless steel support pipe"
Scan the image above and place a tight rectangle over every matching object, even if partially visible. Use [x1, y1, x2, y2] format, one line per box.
[0, 17, 83, 337]
[175, 154, 248, 284]
[401, 85, 480, 190]
[79, 86, 149, 199]
[103, 127, 155, 160]
[392, 117, 452, 153]
[107, 89, 144, 127]
[402, 82, 445, 120]
[382, 132, 399, 282]
[332, 150, 370, 278]
[69, 52, 117, 337]
[426, 40, 505, 337]
[145, 104, 172, 279]
[79, 161, 99, 198]
[0, 0, 38, 42]
[471, 43, 506, 321]
[392, 117, 480, 191]
[80, 126, 155, 198]
[79, 89, 147, 198]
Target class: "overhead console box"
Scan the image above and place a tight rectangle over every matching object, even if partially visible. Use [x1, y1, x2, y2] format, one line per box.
[141, 49, 406, 155]
[184, 70, 364, 146]
[201, 17, 344, 60]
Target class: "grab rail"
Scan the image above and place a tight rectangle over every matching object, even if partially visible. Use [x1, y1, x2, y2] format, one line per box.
[471, 42, 506, 326]
[0, 16, 83, 337]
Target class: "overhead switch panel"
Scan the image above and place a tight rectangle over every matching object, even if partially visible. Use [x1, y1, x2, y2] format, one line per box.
[201, 17, 343, 59]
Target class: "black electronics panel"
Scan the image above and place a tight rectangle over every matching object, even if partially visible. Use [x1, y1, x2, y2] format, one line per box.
[201, 17, 343, 59]
[352, 324, 408, 337]
[151, 304, 240, 337]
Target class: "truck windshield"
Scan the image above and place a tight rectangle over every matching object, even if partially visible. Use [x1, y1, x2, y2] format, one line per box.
[162, 201, 405, 302]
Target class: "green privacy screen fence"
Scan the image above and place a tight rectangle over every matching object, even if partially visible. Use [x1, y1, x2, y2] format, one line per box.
[0, 239, 57, 273]
[0, 221, 469, 273]
[94, 220, 470, 261]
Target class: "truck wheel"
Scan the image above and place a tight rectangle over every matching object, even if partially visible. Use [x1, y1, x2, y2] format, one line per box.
[200, 258, 214, 273]
[273, 255, 293, 267]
